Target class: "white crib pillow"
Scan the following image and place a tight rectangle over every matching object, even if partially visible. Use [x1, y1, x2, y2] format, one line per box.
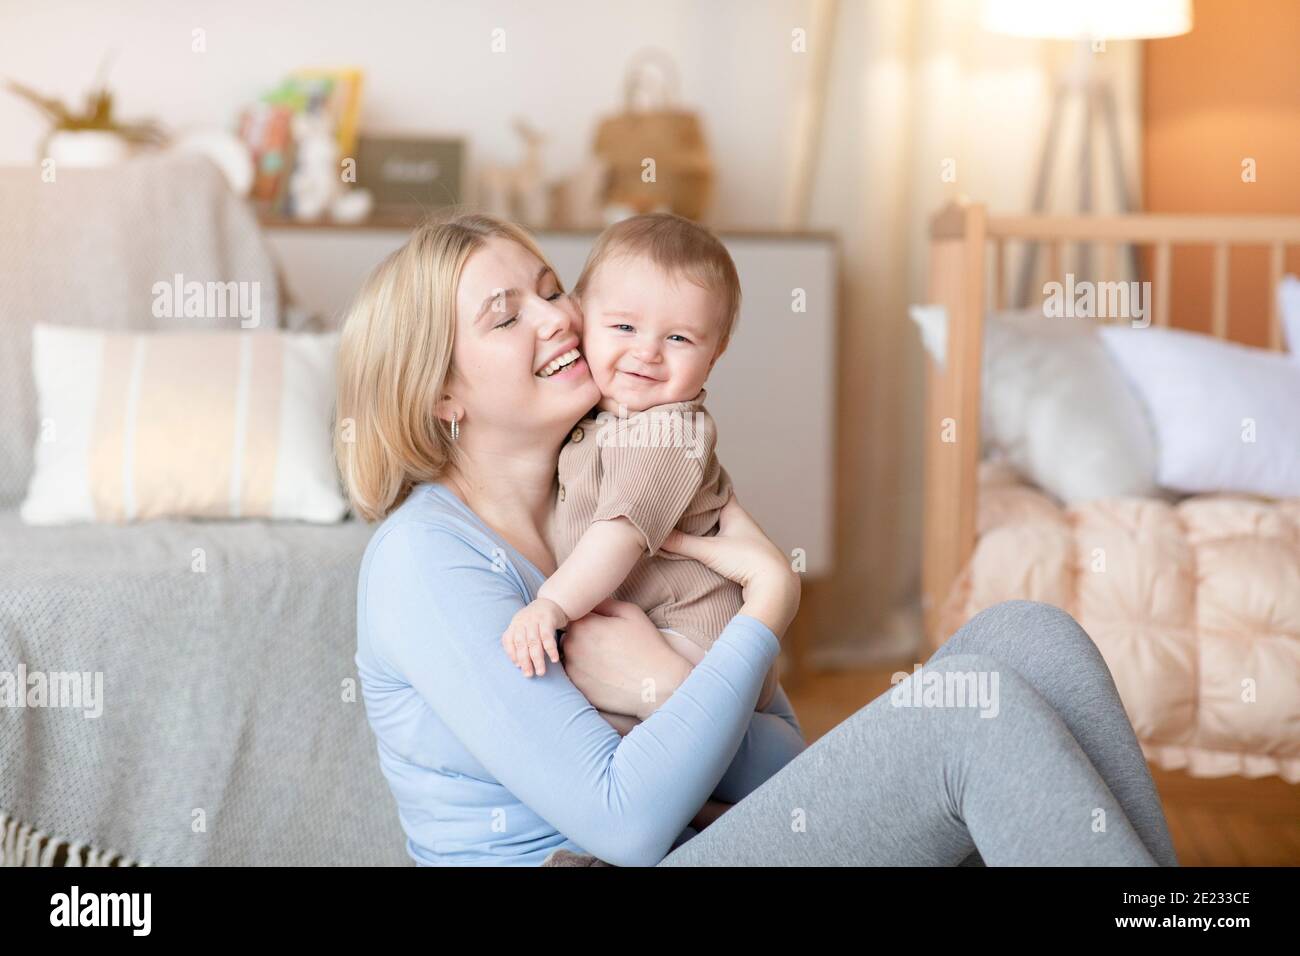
[907, 305, 1161, 504]
[980, 310, 1160, 504]
[1099, 325, 1300, 499]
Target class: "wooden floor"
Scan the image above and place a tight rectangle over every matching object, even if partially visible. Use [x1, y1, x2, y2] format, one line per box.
[784, 666, 1300, 867]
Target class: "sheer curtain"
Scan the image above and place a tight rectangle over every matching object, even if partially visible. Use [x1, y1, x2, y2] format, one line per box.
[799, 0, 1143, 663]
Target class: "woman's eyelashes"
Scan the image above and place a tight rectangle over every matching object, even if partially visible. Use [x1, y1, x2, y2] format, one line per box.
[493, 291, 565, 329]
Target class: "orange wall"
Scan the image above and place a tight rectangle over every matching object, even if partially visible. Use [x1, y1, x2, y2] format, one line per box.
[1143, 0, 1300, 347]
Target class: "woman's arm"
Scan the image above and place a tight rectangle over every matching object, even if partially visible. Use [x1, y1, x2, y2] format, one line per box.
[713, 681, 805, 803]
[366, 520, 785, 868]
[564, 494, 802, 722]
[652, 494, 806, 802]
[659, 496, 802, 642]
[756, 662, 779, 711]
[689, 684, 804, 829]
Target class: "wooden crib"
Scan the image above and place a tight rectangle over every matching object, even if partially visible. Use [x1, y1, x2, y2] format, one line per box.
[920, 201, 1300, 641]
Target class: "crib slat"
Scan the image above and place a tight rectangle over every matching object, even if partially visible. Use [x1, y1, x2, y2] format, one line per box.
[1100, 243, 1118, 323]
[994, 238, 1007, 310]
[1155, 242, 1171, 327]
[1269, 242, 1285, 351]
[1212, 242, 1230, 339]
[1046, 241, 1062, 288]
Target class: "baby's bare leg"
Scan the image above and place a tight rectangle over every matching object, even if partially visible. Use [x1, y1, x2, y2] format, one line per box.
[665, 626, 775, 709]
[660, 628, 706, 666]
[598, 710, 641, 736]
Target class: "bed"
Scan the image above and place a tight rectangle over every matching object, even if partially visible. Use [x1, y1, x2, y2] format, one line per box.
[919, 201, 1300, 783]
[0, 155, 410, 865]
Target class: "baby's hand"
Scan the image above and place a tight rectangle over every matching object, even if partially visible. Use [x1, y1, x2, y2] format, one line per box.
[502, 597, 568, 677]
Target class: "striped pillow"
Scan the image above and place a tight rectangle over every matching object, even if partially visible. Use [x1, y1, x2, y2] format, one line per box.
[21, 324, 347, 524]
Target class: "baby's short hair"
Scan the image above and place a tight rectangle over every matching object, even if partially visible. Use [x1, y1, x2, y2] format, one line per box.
[572, 213, 741, 352]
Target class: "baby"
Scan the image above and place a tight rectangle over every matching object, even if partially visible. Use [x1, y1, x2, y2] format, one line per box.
[501, 212, 779, 727]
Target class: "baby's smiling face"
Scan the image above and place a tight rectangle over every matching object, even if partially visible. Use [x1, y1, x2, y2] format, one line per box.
[579, 252, 727, 414]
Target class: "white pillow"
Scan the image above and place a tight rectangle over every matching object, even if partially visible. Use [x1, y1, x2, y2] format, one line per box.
[907, 305, 1160, 504]
[22, 324, 347, 524]
[1099, 325, 1300, 499]
[981, 310, 1159, 504]
[899, 306, 1164, 504]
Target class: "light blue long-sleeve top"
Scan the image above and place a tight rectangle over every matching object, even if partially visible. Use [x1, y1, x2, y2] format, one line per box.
[354, 481, 806, 867]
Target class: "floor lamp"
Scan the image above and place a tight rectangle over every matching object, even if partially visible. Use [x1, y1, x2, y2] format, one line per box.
[980, 0, 1194, 307]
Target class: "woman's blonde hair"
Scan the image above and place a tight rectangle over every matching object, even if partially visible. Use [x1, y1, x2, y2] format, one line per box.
[334, 210, 558, 522]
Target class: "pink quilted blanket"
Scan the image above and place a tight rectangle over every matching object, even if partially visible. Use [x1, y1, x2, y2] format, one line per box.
[939, 463, 1300, 783]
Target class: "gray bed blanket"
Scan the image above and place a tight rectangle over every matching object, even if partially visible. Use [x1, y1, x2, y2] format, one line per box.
[0, 508, 410, 865]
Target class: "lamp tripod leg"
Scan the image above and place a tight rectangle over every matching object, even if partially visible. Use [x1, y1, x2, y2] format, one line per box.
[1015, 80, 1067, 307]
[1099, 81, 1141, 282]
[1078, 82, 1094, 279]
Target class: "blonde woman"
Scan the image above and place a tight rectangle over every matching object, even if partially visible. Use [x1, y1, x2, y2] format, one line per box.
[336, 212, 1177, 868]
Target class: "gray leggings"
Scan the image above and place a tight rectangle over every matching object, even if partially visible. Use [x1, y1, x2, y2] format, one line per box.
[658, 600, 1179, 866]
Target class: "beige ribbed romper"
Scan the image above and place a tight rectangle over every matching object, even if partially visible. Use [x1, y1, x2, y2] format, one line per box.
[547, 388, 743, 653]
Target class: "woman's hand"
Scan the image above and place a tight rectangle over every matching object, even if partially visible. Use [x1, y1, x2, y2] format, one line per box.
[660, 494, 801, 638]
[562, 599, 694, 721]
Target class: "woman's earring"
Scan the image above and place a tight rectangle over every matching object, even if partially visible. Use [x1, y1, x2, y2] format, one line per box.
[450, 412, 460, 442]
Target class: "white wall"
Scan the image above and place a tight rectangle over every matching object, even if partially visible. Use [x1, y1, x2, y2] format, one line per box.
[0, 0, 824, 229]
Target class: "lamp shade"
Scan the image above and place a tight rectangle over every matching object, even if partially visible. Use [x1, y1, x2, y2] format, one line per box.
[981, 0, 1192, 39]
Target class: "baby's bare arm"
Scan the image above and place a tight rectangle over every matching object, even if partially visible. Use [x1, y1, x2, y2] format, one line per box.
[538, 518, 645, 624]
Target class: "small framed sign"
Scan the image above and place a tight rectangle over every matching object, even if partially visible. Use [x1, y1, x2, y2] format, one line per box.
[356, 135, 464, 214]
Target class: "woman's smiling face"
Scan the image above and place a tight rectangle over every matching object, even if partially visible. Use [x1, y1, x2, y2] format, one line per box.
[448, 236, 600, 443]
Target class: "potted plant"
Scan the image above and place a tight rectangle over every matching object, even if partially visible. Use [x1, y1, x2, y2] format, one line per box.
[6, 58, 164, 167]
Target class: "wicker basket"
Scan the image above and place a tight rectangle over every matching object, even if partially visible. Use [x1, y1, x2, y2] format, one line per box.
[592, 51, 714, 221]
